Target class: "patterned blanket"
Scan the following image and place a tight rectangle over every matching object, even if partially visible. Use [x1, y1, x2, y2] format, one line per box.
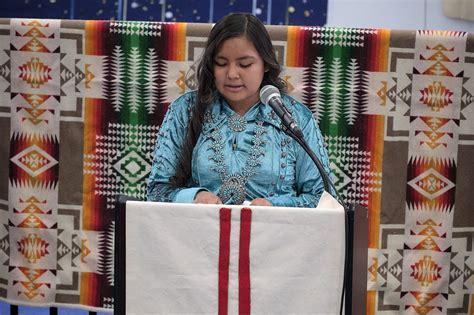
[0, 18, 473, 314]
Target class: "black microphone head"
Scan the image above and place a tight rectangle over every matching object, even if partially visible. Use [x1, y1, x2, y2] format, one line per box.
[259, 85, 281, 106]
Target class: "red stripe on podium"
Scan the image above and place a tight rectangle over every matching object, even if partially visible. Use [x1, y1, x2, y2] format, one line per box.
[218, 208, 232, 315]
[239, 208, 252, 315]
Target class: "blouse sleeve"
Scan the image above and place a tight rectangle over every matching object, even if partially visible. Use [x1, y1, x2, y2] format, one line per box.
[146, 94, 208, 203]
[266, 109, 333, 208]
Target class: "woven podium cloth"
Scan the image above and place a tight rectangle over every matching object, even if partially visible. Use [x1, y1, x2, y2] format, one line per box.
[124, 200, 345, 314]
[0, 17, 473, 314]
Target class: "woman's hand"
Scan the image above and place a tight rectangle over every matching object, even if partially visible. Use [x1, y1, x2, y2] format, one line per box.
[249, 198, 272, 206]
[194, 191, 223, 204]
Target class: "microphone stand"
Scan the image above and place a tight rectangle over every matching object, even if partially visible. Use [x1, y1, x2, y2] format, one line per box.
[281, 125, 354, 315]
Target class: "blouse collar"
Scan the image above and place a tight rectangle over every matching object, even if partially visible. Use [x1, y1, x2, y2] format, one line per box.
[201, 94, 284, 135]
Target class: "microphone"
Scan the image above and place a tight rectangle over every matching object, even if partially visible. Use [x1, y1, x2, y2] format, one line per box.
[259, 85, 304, 139]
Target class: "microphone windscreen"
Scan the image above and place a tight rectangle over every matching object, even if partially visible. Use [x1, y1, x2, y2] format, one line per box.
[259, 85, 280, 105]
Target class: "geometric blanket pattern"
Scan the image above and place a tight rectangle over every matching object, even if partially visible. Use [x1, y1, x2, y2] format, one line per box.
[0, 18, 473, 314]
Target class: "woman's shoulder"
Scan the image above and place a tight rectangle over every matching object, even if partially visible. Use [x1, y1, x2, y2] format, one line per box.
[168, 90, 198, 113]
[281, 93, 314, 123]
[171, 90, 198, 108]
[162, 90, 199, 126]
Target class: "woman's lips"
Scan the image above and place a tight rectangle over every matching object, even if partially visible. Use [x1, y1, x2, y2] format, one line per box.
[225, 84, 244, 92]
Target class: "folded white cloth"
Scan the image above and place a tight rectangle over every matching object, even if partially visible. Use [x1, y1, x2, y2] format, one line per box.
[125, 198, 345, 314]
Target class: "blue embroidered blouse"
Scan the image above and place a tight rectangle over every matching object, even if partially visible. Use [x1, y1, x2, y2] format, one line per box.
[146, 90, 332, 207]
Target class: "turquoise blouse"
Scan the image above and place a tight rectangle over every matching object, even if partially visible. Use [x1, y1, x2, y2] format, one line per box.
[146, 90, 332, 207]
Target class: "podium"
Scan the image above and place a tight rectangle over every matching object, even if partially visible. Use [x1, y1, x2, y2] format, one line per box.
[114, 198, 367, 314]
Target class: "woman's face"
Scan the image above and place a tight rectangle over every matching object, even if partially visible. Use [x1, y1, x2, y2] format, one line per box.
[213, 35, 266, 115]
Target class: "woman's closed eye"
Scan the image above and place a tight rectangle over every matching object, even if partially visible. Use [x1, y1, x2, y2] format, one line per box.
[214, 61, 252, 68]
[214, 61, 227, 67]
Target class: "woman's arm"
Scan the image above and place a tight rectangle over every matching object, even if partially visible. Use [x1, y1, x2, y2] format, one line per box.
[146, 93, 208, 203]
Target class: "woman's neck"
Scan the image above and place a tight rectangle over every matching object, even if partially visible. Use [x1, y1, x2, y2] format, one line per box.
[227, 100, 260, 116]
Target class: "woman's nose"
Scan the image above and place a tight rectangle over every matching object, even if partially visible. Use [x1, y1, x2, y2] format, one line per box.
[227, 64, 239, 79]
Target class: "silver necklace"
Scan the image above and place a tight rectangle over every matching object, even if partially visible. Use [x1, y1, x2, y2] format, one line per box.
[208, 113, 266, 204]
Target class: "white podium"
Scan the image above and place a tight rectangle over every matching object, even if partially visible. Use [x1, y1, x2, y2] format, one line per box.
[115, 199, 347, 315]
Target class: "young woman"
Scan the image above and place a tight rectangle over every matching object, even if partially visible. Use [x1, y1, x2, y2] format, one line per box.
[147, 13, 332, 207]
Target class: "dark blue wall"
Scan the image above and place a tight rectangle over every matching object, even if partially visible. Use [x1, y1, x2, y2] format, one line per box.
[0, 0, 327, 26]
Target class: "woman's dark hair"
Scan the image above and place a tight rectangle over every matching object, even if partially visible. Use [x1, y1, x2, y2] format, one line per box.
[171, 12, 286, 187]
